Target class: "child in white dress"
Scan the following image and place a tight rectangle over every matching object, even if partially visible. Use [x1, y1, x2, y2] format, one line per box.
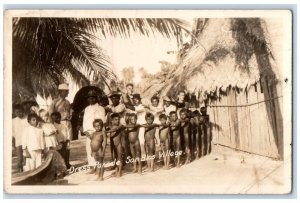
[22, 113, 45, 171]
[39, 109, 58, 150]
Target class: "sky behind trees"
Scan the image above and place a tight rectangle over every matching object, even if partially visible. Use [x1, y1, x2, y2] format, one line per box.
[97, 27, 189, 83]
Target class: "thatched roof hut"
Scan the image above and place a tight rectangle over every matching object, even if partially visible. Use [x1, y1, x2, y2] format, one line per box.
[158, 18, 286, 160]
[164, 18, 282, 95]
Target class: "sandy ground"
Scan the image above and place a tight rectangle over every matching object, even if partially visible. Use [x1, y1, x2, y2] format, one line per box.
[11, 136, 290, 194]
[60, 136, 291, 194]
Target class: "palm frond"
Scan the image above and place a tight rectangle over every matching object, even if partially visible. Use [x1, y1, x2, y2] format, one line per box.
[70, 18, 190, 39]
[12, 17, 190, 102]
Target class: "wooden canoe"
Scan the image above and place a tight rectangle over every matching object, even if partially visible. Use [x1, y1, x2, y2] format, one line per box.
[12, 150, 67, 185]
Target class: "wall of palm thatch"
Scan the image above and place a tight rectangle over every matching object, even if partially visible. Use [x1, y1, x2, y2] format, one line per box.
[157, 18, 285, 160]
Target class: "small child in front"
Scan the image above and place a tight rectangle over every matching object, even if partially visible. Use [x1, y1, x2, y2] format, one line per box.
[169, 111, 181, 167]
[158, 114, 170, 169]
[143, 112, 158, 172]
[179, 108, 191, 164]
[39, 109, 58, 151]
[90, 119, 106, 181]
[106, 113, 124, 177]
[22, 113, 45, 171]
[191, 110, 201, 159]
[200, 106, 211, 156]
[124, 113, 142, 174]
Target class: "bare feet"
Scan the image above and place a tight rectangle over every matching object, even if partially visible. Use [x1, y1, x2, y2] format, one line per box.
[196, 152, 200, 159]
[86, 169, 94, 174]
[96, 177, 104, 181]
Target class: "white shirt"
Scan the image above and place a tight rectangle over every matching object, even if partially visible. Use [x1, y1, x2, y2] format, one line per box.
[41, 123, 58, 148]
[83, 103, 106, 132]
[12, 117, 28, 146]
[149, 104, 164, 115]
[135, 103, 147, 124]
[149, 104, 164, 123]
[41, 123, 57, 136]
[49, 98, 71, 120]
[22, 125, 45, 151]
[164, 104, 177, 116]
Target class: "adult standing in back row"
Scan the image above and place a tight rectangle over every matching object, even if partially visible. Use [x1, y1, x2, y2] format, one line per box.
[176, 91, 189, 116]
[49, 83, 73, 137]
[48, 83, 73, 169]
[122, 83, 135, 111]
[121, 83, 138, 124]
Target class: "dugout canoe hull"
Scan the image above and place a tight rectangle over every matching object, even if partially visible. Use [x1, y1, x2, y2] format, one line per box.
[12, 150, 67, 185]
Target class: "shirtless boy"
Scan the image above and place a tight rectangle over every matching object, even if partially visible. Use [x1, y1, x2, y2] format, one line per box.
[191, 110, 201, 159]
[158, 114, 170, 169]
[179, 108, 192, 164]
[143, 113, 158, 171]
[169, 111, 181, 167]
[105, 113, 124, 177]
[200, 106, 211, 156]
[90, 119, 106, 181]
[124, 114, 142, 174]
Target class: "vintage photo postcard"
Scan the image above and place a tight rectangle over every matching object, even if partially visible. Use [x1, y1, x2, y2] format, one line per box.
[3, 10, 292, 194]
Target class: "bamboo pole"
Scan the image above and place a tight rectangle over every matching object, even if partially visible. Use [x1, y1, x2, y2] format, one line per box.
[236, 88, 243, 151]
[226, 87, 233, 148]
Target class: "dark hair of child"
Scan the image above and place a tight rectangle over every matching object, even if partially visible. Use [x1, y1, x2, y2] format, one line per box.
[169, 111, 177, 116]
[51, 111, 61, 119]
[159, 114, 168, 120]
[110, 113, 120, 119]
[93, 119, 103, 127]
[145, 112, 154, 120]
[179, 108, 188, 114]
[27, 113, 39, 122]
[150, 96, 159, 102]
[192, 110, 201, 117]
[129, 113, 137, 119]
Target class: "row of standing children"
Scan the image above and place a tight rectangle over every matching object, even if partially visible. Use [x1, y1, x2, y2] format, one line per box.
[88, 92, 211, 181]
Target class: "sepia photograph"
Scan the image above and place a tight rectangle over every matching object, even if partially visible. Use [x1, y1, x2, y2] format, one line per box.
[3, 10, 292, 194]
